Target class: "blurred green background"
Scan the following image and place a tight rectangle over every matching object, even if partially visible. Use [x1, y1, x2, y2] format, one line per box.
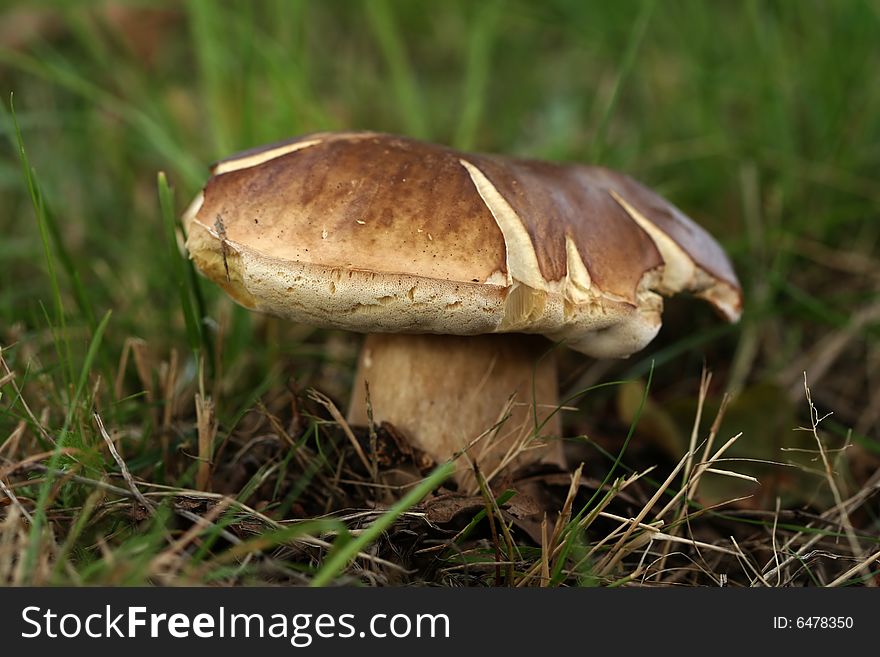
[1, 0, 878, 496]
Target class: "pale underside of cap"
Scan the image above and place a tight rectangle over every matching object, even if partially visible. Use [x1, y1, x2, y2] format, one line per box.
[183, 132, 742, 358]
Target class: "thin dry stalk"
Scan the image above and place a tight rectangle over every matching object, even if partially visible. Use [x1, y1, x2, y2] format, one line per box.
[540, 513, 550, 587]
[131, 482, 410, 575]
[0, 420, 26, 458]
[782, 302, 880, 400]
[0, 347, 55, 445]
[756, 468, 880, 585]
[702, 468, 758, 482]
[469, 395, 517, 491]
[130, 338, 154, 397]
[551, 463, 583, 548]
[0, 448, 80, 480]
[0, 506, 26, 585]
[150, 496, 233, 576]
[652, 372, 714, 577]
[475, 468, 504, 584]
[477, 468, 521, 575]
[681, 368, 712, 488]
[800, 373, 872, 585]
[583, 516, 663, 569]
[113, 336, 145, 399]
[730, 535, 770, 586]
[597, 512, 739, 557]
[94, 412, 154, 513]
[516, 468, 650, 587]
[596, 448, 695, 576]
[195, 391, 217, 492]
[308, 389, 372, 475]
[364, 381, 379, 483]
[160, 347, 179, 436]
[0, 477, 33, 522]
[692, 395, 733, 502]
[654, 432, 744, 521]
[771, 497, 782, 586]
[827, 547, 880, 587]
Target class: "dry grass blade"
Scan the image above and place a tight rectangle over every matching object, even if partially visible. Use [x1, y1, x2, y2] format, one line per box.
[652, 370, 714, 577]
[702, 468, 759, 482]
[195, 390, 216, 492]
[475, 467, 505, 583]
[513, 463, 583, 587]
[771, 496, 782, 586]
[113, 336, 146, 399]
[540, 513, 550, 587]
[597, 512, 739, 557]
[800, 373, 872, 585]
[160, 347, 180, 437]
[596, 448, 695, 576]
[692, 394, 733, 502]
[481, 468, 520, 571]
[364, 381, 379, 482]
[551, 462, 583, 548]
[827, 547, 880, 587]
[756, 467, 880, 585]
[654, 431, 743, 522]
[681, 367, 711, 489]
[0, 421, 26, 458]
[0, 346, 55, 445]
[0, 448, 81, 480]
[730, 535, 770, 586]
[0, 477, 33, 522]
[516, 467, 652, 587]
[0, 506, 27, 585]
[782, 302, 880, 400]
[467, 394, 516, 493]
[94, 412, 154, 513]
[151, 496, 234, 576]
[308, 389, 372, 475]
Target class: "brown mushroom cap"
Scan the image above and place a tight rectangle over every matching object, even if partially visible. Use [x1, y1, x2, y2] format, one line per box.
[184, 131, 742, 358]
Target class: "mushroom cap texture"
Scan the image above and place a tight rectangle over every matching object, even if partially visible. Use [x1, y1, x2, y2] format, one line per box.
[184, 131, 742, 358]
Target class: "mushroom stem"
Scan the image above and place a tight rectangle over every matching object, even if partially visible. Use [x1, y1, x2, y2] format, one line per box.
[347, 333, 563, 491]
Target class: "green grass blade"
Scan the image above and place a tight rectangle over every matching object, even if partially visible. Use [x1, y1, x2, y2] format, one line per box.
[448, 489, 516, 548]
[41, 201, 97, 332]
[187, 0, 235, 155]
[591, 0, 656, 163]
[64, 309, 112, 436]
[25, 309, 112, 578]
[550, 363, 655, 585]
[454, 1, 502, 150]
[5, 97, 96, 331]
[310, 461, 454, 586]
[157, 172, 206, 360]
[364, 0, 430, 138]
[0, 50, 203, 188]
[7, 95, 74, 386]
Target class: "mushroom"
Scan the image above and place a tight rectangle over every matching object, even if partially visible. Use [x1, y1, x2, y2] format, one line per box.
[183, 132, 742, 490]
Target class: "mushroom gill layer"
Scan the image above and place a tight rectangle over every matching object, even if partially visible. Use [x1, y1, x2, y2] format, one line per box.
[184, 131, 742, 358]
